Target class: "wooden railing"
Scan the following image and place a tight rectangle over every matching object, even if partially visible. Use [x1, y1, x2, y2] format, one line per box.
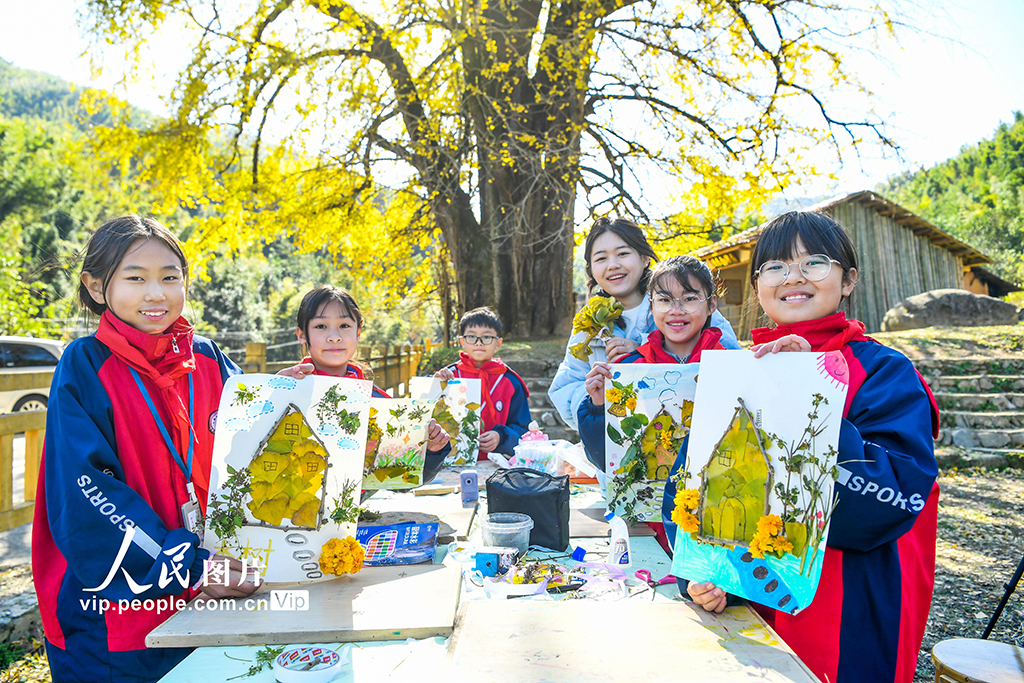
[241, 340, 436, 396]
[0, 370, 51, 532]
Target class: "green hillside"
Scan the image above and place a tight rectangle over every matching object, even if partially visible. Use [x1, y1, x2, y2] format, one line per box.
[882, 112, 1024, 285]
[0, 58, 152, 128]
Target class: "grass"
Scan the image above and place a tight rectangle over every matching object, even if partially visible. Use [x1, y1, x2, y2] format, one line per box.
[872, 323, 1024, 359]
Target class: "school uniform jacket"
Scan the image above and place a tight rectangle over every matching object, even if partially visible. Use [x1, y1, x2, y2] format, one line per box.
[549, 299, 741, 431]
[663, 312, 939, 683]
[442, 353, 530, 457]
[576, 327, 724, 471]
[33, 313, 239, 682]
[302, 358, 448, 483]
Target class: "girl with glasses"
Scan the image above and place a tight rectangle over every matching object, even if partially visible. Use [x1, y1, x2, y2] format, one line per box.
[577, 255, 726, 553]
[549, 218, 741, 435]
[684, 211, 940, 683]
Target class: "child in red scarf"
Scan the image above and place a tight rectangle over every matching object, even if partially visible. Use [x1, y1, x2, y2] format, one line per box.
[33, 216, 261, 683]
[577, 255, 724, 470]
[279, 285, 450, 481]
[577, 256, 724, 553]
[434, 307, 530, 457]
[683, 211, 939, 683]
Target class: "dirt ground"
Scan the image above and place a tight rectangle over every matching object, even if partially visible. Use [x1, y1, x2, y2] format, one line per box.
[913, 466, 1024, 681]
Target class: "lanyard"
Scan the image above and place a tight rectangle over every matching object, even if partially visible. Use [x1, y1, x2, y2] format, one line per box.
[128, 367, 197, 501]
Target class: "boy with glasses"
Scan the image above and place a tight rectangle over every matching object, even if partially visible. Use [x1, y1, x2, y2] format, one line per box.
[434, 307, 531, 457]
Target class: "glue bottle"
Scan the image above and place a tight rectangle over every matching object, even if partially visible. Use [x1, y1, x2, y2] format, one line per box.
[605, 511, 631, 567]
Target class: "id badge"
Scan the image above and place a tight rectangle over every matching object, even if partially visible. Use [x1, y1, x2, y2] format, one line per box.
[181, 499, 204, 544]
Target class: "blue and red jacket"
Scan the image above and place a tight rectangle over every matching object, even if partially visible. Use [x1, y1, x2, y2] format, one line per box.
[663, 312, 939, 683]
[302, 357, 448, 483]
[576, 327, 724, 470]
[33, 312, 239, 682]
[442, 353, 530, 457]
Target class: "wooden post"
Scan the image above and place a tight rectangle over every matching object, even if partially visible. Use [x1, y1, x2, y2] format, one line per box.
[0, 433, 12, 515]
[24, 426, 42, 502]
[245, 342, 268, 373]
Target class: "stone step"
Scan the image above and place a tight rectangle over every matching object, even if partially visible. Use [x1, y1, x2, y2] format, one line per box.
[925, 375, 1024, 393]
[939, 411, 1024, 430]
[935, 427, 1024, 450]
[509, 359, 560, 379]
[529, 406, 578, 441]
[913, 357, 1024, 378]
[934, 393, 1024, 412]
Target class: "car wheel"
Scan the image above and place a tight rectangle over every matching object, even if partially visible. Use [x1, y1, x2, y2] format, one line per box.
[13, 395, 47, 412]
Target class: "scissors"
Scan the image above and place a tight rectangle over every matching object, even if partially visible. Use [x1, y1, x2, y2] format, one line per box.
[634, 570, 675, 588]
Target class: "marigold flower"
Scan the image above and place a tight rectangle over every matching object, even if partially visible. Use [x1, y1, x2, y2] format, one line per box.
[675, 488, 700, 512]
[319, 536, 365, 575]
[605, 387, 623, 404]
[756, 514, 784, 537]
[625, 397, 637, 412]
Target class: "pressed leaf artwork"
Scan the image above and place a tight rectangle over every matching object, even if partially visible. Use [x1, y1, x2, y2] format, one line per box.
[604, 364, 699, 523]
[205, 374, 371, 582]
[670, 351, 849, 615]
[410, 377, 482, 465]
[362, 396, 436, 490]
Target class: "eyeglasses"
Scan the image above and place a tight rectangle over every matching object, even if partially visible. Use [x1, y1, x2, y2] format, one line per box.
[756, 254, 841, 287]
[461, 334, 498, 346]
[650, 292, 712, 314]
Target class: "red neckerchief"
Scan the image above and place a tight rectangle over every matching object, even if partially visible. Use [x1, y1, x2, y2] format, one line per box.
[96, 310, 197, 477]
[752, 312, 940, 437]
[751, 312, 868, 351]
[455, 352, 510, 430]
[638, 327, 724, 364]
[300, 356, 366, 380]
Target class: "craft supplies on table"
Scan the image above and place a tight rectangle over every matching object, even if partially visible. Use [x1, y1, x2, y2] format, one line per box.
[356, 521, 438, 566]
[460, 470, 479, 504]
[481, 512, 534, 555]
[272, 646, 347, 683]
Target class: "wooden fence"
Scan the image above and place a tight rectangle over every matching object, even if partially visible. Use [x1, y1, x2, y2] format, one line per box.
[241, 340, 436, 396]
[0, 371, 50, 533]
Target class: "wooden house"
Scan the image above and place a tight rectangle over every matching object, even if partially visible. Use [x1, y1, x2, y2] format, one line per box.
[694, 191, 998, 337]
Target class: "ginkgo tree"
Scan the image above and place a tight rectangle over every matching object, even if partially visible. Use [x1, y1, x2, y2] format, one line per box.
[81, 0, 901, 336]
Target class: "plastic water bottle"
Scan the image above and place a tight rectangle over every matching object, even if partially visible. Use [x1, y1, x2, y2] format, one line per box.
[605, 511, 631, 567]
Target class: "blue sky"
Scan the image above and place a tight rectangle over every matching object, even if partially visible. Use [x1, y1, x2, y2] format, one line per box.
[2, 0, 1023, 198]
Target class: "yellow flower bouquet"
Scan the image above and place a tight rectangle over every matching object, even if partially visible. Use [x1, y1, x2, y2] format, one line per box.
[319, 536, 365, 575]
[749, 514, 794, 559]
[672, 487, 701, 533]
[568, 296, 624, 361]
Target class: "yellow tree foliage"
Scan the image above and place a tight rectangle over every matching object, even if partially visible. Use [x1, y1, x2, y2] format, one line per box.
[80, 0, 901, 336]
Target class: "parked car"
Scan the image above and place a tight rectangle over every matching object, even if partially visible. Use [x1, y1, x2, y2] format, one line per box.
[0, 336, 64, 413]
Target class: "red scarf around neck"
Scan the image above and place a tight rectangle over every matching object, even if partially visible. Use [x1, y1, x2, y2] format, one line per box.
[300, 356, 365, 380]
[751, 312, 868, 352]
[455, 352, 511, 431]
[638, 327, 724, 364]
[96, 310, 198, 483]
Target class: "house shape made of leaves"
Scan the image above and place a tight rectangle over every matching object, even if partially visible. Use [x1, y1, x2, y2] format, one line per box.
[697, 398, 774, 547]
[246, 404, 330, 531]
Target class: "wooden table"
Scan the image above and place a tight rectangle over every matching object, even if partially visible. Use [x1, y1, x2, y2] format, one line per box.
[157, 476, 818, 682]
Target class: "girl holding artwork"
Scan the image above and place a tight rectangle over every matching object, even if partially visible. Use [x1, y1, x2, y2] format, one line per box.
[548, 217, 741, 433]
[279, 285, 450, 483]
[33, 216, 261, 683]
[680, 211, 939, 683]
[576, 255, 725, 470]
[577, 255, 726, 553]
